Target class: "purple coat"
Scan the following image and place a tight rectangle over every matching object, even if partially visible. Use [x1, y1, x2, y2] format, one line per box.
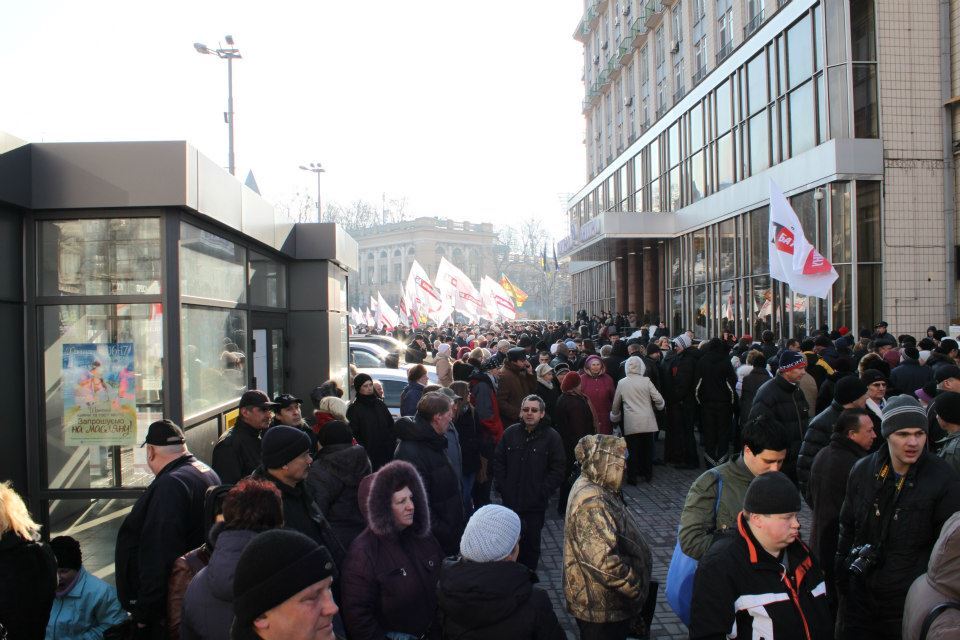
[340, 460, 444, 640]
[580, 357, 616, 435]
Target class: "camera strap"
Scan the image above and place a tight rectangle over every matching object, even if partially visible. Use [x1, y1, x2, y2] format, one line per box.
[870, 462, 907, 547]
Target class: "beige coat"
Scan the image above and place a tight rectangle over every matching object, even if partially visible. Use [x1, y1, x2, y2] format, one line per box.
[563, 434, 652, 623]
[903, 511, 960, 640]
[435, 354, 453, 387]
[609, 357, 665, 435]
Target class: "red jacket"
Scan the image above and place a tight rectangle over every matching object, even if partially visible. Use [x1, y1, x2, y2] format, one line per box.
[580, 360, 616, 435]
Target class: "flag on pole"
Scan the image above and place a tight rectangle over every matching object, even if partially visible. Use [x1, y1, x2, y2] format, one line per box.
[480, 276, 517, 320]
[376, 291, 399, 331]
[435, 257, 483, 321]
[541, 245, 548, 272]
[768, 180, 838, 299]
[553, 244, 560, 271]
[364, 307, 375, 326]
[404, 260, 444, 320]
[499, 274, 528, 308]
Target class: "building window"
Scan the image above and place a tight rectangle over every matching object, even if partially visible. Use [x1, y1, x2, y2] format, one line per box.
[655, 27, 667, 116]
[182, 306, 247, 418]
[39, 218, 162, 297]
[249, 251, 287, 308]
[672, 3, 685, 101]
[639, 46, 651, 126]
[716, 0, 733, 61]
[180, 222, 247, 304]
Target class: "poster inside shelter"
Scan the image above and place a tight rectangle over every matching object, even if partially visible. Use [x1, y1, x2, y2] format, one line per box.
[63, 343, 137, 446]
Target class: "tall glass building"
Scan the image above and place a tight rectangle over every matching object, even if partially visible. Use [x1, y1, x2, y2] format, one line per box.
[561, 0, 954, 339]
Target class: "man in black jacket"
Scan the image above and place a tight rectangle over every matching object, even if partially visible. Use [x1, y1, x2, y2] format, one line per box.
[807, 408, 875, 623]
[797, 376, 869, 495]
[694, 338, 737, 466]
[115, 420, 220, 636]
[662, 334, 699, 469]
[889, 347, 933, 398]
[748, 351, 810, 482]
[394, 392, 466, 555]
[690, 471, 832, 640]
[837, 395, 960, 639]
[212, 390, 279, 483]
[493, 395, 565, 572]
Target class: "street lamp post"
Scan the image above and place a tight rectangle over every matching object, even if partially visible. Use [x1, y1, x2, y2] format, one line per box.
[299, 163, 326, 222]
[194, 35, 242, 176]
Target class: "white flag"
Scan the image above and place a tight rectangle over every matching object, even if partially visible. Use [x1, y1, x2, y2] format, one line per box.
[404, 260, 444, 318]
[435, 257, 482, 320]
[768, 180, 838, 299]
[480, 276, 517, 321]
[364, 308, 375, 326]
[376, 292, 399, 332]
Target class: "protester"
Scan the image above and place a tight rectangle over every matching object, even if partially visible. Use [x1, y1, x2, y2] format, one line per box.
[902, 512, 960, 640]
[399, 364, 429, 417]
[737, 350, 771, 435]
[534, 363, 559, 420]
[450, 380, 481, 516]
[838, 395, 960, 638]
[437, 505, 565, 640]
[313, 396, 350, 437]
[610, 356, 665, 484]
[689, 472, 832, 639]
[935, 392, 960, 473]
[435, 342, 453, 387]
[346, 373, 396, 471]
[579, 355, 616, 436]
[468, 359, 504, 508]
[212, 390, 279, 484]
[563, 434, 652, 640]
[494, 395, 565, 572]
[553, 371, 598, 479]
[662, 334, 699, 469]
[498, 347, 537, 424]
[678, 415, 790, 560]
[306, 420, 372, 554]
[807, 408, 875, 623]
[694, 338, 737, 466]
[747, 350, 810, 482]
[115, 420, 220, 636]
[231, 529, 339, 640]
[340, 460, 444, 640]
[0, 481, 57, 639]
[393, 392, 465, 555]
[180, 479, 283, 640]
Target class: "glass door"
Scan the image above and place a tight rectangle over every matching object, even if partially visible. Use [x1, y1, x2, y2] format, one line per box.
[250, 313, 286, 397]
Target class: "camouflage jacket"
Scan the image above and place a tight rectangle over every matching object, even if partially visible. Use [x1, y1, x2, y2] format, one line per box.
[562, 434, 652, 623]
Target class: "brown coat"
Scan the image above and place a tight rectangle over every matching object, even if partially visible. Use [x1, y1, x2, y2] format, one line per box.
[563, 434, 652, 623]
[903, 512, 960, 640]
[166, 544, 210, 640]
[497, 360, 536, 425]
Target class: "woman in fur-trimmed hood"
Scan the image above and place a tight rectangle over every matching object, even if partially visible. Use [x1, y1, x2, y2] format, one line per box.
[340, 460, 444, 640]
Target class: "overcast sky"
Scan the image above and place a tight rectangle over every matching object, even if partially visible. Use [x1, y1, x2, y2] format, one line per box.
[1, 1, 586, 238]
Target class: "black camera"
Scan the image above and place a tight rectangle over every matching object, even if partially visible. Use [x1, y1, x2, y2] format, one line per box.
[848, 543, 882, 576]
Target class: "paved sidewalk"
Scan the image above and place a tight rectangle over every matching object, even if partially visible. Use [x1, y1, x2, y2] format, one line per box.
[535, 458, 812, 639]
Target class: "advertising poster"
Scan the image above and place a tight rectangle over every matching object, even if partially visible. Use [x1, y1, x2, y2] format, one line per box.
[63, 343, 137, 446]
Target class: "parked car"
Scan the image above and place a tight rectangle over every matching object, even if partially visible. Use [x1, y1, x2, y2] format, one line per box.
[356, 366, 439, 416]
[352, 335, 408, 361]
[349, 341, 399, 368]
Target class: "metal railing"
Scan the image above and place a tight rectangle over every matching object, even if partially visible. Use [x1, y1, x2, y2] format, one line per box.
[743, 8, 765, 38]
[715, 40, 733, 64]
[673, 85, 686, 104]
[692, 63, 708, 84]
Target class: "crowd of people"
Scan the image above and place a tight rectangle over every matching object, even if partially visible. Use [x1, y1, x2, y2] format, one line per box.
[4, 314, 960, 639]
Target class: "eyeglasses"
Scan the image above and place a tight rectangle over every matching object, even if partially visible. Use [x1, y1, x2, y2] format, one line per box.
[520, 407, 541, 413]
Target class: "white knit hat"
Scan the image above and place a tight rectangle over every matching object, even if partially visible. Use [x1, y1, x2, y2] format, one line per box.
[459, 505, 521, 562]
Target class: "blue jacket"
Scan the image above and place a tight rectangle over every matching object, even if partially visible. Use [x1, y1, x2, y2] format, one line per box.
[46, 568, 127, 640]
[181, 529, 257, 640]
[400, 381, 425, 417]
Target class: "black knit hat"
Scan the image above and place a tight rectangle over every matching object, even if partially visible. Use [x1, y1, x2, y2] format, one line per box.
[743, 472, 801, 515]
[353, 373, 373, 394]
[835, 376, 868, 405]
[261, 425, 311, 469]
[232, 530, 336, 638]
[49, 536, 82, 570]
[318, 420, 354, 447]
[936, 393, 960, 425]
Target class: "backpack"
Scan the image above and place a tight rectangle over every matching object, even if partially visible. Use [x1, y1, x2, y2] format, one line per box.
[665, 469, 723, 626]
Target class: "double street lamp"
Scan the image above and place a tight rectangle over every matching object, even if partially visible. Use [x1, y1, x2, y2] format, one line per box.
[194, 35, 242, 176]
[299, 163, 326, 222]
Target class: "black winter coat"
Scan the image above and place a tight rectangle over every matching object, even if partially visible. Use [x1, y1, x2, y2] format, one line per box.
[837, 448, 960, 619]
[807, 433, 868, 591]
[211, 420, 262, 484]
[695, 350, 737, 405]
[393, 416, 465, 555]
[493, 421, 566, 513]
[453, 405, 481, 475]
[0, 531, 57, 640]
[797, 400, 844, 495]
[662, 349, 697, 403]
[748, 375, 809, 479]
[553, 392, 596, 475]
[690, 513, 832, 640]
[738, 368, 770, 426]
[115, 455, 220, 626]
[251, 467, 346, 565]
[437, 559, 565, 640]
[305, 443, 372, 553]
[535, 382, 560, 422]
[453, 360, 474, 382]
[889, 360, 933, 398]
[347, 394, 397, 471]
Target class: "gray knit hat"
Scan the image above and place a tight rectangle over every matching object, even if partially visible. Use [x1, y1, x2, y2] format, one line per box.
[881, 394, 928, 438]
[459, 504, 521, 562]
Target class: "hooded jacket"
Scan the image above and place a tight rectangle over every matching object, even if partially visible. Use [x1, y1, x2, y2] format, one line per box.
[347, 393, 397, 471]
[305, 443, 372, 552]
[579, 356, 616, 435]
[437, 559, 565, 640]
[903, 512, 960, 640]
[46, 566, 127, 640]
[689, 513, 832, 640]
[0, 530, 57, 640]
[610, 357, 665, 436]
[493, 419, 566, 513]
[340, 461, 444, 640]
[393, 415, 465, 555]
[694, 349, 737, 406]
[678, 454, 756, 560]
[180, 529, 257, 640]
[563, 434, 652, 623]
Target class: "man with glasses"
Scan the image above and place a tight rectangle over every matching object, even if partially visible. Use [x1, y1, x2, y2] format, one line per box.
[493, 394, 565, 572]
[212, 390, 280, 483]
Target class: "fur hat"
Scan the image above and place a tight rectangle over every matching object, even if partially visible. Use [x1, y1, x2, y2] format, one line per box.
[561, 371, 582, 392]
[365, 460, 431, 537]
